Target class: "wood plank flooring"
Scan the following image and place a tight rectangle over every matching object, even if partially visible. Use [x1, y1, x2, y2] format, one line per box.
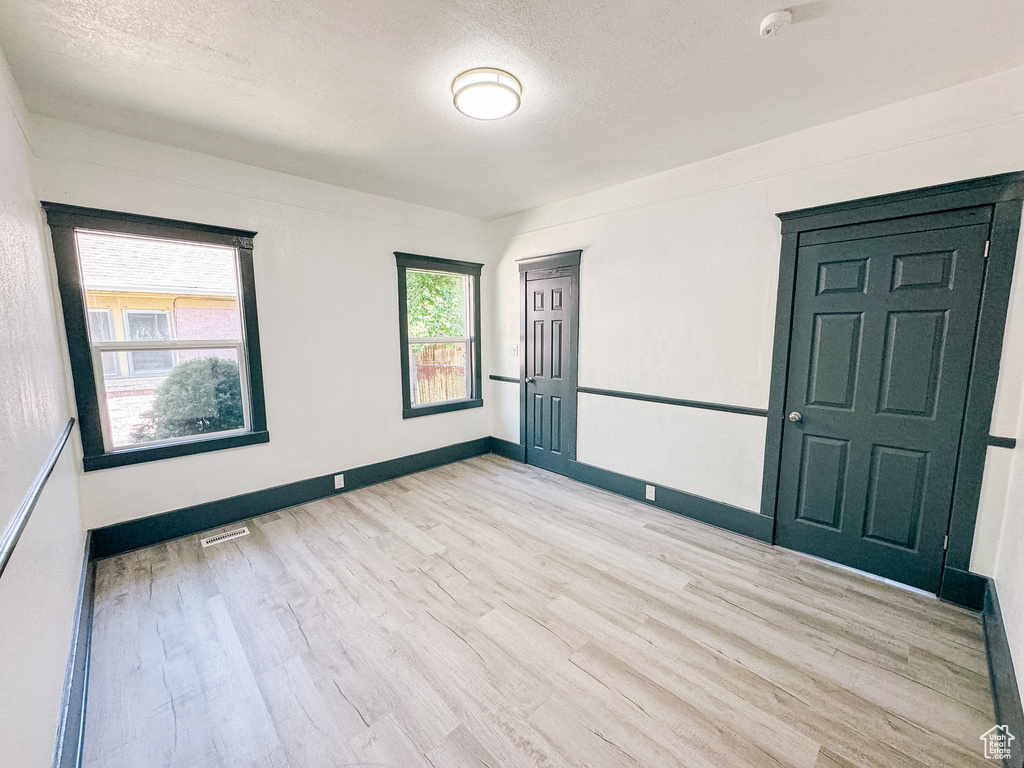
[83, 455, 995, 768]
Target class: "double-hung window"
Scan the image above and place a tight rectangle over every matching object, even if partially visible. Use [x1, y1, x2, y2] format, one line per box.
[395, 252, 483, 418]
[44, 203, 269, 470]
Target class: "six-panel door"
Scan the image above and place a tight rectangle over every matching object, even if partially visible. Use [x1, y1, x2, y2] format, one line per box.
[775, 220, 989, 592]
[525, 275, 577, 473]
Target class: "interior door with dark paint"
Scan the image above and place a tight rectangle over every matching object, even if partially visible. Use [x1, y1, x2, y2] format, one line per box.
[775, 217, 989, 593]
[525, 274, 577, 474]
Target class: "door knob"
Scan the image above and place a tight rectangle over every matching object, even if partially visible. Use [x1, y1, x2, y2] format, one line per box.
[525, 377, 535, 383]
[788, 411, 802, 422]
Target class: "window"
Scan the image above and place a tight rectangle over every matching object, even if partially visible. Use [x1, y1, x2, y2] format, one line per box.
[123, 310, 174, 376]
[395, 252, 483, 418]
[87, 309, 120, 378]
[44, 203, 269, 470]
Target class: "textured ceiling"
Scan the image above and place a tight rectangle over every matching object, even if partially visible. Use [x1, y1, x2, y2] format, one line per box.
[1, 0, 1022, 219]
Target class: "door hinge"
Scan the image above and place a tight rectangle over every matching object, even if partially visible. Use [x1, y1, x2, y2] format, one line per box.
[944, 535, 949, 551]
[984, 241, 990, 259]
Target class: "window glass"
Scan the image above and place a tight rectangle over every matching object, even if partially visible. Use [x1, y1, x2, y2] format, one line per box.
[108, 349, 245, 447]
[410, 342, 469, 405]
[76, 230, 242, 342]
[406, 270, 467, 339]
[124, 310, 174, 376]
[88, 309, 120, 378]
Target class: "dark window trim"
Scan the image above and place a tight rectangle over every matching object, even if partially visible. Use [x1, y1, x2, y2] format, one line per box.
[762, 171, 1024, 605]
[395, 252, 484, 419]
[42, 203, 257, 247]
[42, 202, 269, 471]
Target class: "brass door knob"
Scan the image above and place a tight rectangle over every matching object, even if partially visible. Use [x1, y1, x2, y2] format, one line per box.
[788, 411, 803, 422]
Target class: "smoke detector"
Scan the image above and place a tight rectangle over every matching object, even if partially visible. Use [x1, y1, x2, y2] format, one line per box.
[760, 9, 793, 38]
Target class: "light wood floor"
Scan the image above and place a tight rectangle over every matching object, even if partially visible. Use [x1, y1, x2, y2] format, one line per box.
[84, 455, 995, 768]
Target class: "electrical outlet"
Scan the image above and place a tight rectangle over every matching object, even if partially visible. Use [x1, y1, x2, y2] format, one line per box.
[645, 484, 656, 501]
[511, 344, 518, 356]
[334, 473, 345, 490]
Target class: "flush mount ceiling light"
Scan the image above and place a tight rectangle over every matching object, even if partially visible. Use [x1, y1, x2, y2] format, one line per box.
[452, 68, 522, 120]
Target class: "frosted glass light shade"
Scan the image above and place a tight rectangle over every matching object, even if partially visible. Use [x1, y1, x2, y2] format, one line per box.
[452, 68, 522, 120]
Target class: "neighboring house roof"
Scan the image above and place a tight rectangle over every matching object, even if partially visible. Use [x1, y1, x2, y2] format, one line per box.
[77, 230, 238, 296]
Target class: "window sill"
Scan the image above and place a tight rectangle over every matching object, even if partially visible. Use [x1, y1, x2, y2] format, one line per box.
[82, 430, 270, 471]
[402, 398, 483, 419]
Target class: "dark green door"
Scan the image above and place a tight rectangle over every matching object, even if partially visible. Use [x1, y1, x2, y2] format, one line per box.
[525, 274, 577, 474]
[776, 214, 990, 592]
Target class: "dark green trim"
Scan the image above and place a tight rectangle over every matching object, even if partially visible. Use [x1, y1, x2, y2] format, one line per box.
[83, 430, 270, 471]
[947, 198, 1023, 573]
[394, 252, 483, 276]
[519, 270, 528, 447]
[43, 203, 269, 472]
[490, 436, 526, 462]
[238, 239, 268, 435]
[989, 436, 1018, 449]
[403, 399, 484, 419]
[489, 374, 519, 383]
[762, 231, 800, 520]
[797, 206, 992, 247]
[577, 387, 768, 417]
[563, 459, 773, 543]
[984, 579, 1024, 768]
[517, 249, 582, 272]
[766, 175, 1024, 590]
[52, 534, 95, 768]
[939, 566, 988, 610]
[91, 437, 493, 558]
[41, 202, 257, 246]
[395, 252, 484, 420]
[778, 171, 1024, 233]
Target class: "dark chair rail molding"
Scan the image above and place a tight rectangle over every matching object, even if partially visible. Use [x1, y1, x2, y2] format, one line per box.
[0, 417, 75, 579]
[489, 374, 519, 383]
[577, 386, 769, 418]
[988, 435, 1017, 449]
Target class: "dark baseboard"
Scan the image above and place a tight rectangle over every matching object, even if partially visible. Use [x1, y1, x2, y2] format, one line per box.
[52, 534, 95, 768]
[563, 459, 774, 543]
[91, 437, 493, 558]
[489, 436, 526, 462]
[940, 566, 989, 611]
[484, 443, 772, 542]
[985, 579, 1024, 768]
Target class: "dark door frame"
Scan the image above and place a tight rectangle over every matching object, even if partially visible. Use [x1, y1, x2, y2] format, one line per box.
[518, 250, 582, 468]
[762, 171, 1024, 608]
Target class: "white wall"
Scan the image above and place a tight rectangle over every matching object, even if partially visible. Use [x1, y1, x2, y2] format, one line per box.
[487, 66, 1024, 549]
[0, 51, 86, 768]
[28, 116, 498, 531]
